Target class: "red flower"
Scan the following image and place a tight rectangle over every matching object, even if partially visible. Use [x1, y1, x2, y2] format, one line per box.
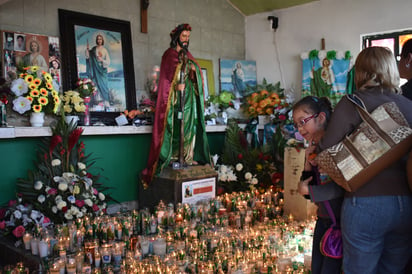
[237, 153, 243, 160]
[272, 172, 284, 183]
[278, 114, 286, 121]
[92, 204, 99, 212]
[0, 208, 6, 220]
[47, 188, 58, 195]
[0, 220, 5, 230]
[62, 206, 68, 213]
[8, 200, 16, 207]
[75, 200, 85, 208]
[50, 135, 62, 155]
[68, 128, 84, 152]
[43, 217, 51, 224]
[12, 225, 25, 238]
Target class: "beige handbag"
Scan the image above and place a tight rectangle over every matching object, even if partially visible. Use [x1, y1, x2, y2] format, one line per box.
[316, 95, 412, 192]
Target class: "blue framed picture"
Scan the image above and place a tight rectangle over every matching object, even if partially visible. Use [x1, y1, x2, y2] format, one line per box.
[219, 59, 257, 98]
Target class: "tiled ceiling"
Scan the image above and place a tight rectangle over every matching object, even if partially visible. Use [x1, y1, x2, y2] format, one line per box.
[228, 0, 318, 16]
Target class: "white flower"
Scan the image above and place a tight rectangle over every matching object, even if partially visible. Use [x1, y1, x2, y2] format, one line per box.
[244, 172, 252, 180]
[235, 163, 243, 171]
[10, 78, 28, 96]
[220, 174, 228, 182]
[58, 183, 68, 192]
[55, 195, 62, 202]
[220, 165, 228, 173]
[34, 180, 43, 190]
[76, 212, 84, 218]
[12, 96, 31, 114]
[251, 178, 258, 185]
[287, 138, 297, 146]
[77, 162, 86, 170]
[81, 207, 87, 213]
[13, 210, 22, 219]
[98, 193, 105, 201]
[57, 201, 67, 210]
[52, 206, 58, 214]
[30, 210, 41, 222]
[64, 212, 73, 220]
[37, 195, 45, 203]
[85, 199, 93, 207]
[51, 159, 61, 166]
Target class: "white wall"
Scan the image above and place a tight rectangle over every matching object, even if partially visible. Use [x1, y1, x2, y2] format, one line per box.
[245, 0, 412, 100]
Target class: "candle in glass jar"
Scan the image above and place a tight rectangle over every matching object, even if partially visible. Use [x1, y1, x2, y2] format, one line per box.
[153, 237, 166, 257]
[30, 237, 39, 255]
[23, 233, 32, 250]
[38, 239, 48, 258]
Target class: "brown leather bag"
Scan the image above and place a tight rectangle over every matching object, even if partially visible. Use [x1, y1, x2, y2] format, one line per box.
[316, 95, 412, 192]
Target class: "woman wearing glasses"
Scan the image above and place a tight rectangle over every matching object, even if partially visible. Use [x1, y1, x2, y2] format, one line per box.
[293, 96, 345, 274]
[318, 47, 412, 274]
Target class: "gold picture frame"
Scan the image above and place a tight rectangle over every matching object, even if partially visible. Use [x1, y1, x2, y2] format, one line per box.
[197, 58, 215, 97]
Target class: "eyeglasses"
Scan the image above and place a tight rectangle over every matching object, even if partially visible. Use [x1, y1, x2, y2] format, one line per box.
[294, 113, 319, 128]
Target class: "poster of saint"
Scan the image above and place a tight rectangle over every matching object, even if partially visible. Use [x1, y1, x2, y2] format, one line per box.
[219, 59, 257, 99]
[74, 25, 126, 112]
[301, 50, 351, 105]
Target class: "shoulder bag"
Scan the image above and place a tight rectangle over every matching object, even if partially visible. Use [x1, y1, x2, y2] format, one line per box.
[316, 94, 412, 192]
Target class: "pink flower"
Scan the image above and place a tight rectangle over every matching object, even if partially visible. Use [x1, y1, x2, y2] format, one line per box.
[0, 208, 6, 220]
[0, 220, 6, 230]
[75, 200, 85, 208]
[47, 188, 58, 195]
[43, 217, 51, 224]
[93, 188, 98, 195]
[12, 225, 25, 238]
[92, 204, 99, 212]
[8, 200, 17, 207]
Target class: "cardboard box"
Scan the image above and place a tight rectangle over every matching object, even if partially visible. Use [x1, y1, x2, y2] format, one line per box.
[283, 147, 317, 221]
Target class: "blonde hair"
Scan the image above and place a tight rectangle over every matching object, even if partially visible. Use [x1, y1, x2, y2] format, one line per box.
[354, 47, 401, 93]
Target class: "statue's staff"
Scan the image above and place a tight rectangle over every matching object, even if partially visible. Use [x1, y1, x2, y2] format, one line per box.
[178, 48, 188, 167]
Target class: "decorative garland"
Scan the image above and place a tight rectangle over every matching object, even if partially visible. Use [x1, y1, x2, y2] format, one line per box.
[301, 50, 351, 60]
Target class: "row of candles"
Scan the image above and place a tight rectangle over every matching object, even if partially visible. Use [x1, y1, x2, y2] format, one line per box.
[15, 189, 315, 273]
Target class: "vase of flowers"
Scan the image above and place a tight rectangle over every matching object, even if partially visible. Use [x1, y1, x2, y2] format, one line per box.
[75, 78, 97, 126]
[10, 66, 61, 126]
[243, 80, 289, 119]
[61, 90, 85, 126]
[29, 111, 45, 127]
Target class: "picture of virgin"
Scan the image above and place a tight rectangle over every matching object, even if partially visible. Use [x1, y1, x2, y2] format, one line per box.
[75, 25, 126, 112]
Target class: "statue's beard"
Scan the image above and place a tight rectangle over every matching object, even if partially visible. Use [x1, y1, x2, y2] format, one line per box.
[178, 38, 189, 50]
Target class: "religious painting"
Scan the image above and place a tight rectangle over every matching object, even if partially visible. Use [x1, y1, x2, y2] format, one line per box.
[58, 9, 136, 125]
[219, 59, 257, 99]
[1, 30, 61, 87]
[301, 50, 351, 106]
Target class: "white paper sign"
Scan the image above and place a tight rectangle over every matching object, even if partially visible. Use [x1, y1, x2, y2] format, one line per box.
[182, 177, 216, 205]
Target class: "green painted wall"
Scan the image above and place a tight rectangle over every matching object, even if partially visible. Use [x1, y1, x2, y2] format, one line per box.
[0, 132, 225, 206]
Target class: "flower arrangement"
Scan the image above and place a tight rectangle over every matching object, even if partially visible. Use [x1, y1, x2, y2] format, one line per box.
[61, 90, 86, 115]
[10, 66, 61, 114]
[215, 119, 282, 194]
[75, 78, 97, 98]
[208, 91, 236, 111]
[0, 193, 51, 238]
[14, 117, 115, 225]
[243, 80, 289, 118]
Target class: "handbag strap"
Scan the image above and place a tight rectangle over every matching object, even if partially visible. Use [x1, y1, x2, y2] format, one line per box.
[313, 166, 337, 226]
[346, 94, 395, 147]
[323, 200, 337, 226]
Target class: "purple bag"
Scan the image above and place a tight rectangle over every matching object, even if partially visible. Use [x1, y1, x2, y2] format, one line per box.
[320, 200, 343, 259]
[320, 225, 342, 259]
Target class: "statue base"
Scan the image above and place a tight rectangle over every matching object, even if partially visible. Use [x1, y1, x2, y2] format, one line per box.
[138, 164, 218, 211]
